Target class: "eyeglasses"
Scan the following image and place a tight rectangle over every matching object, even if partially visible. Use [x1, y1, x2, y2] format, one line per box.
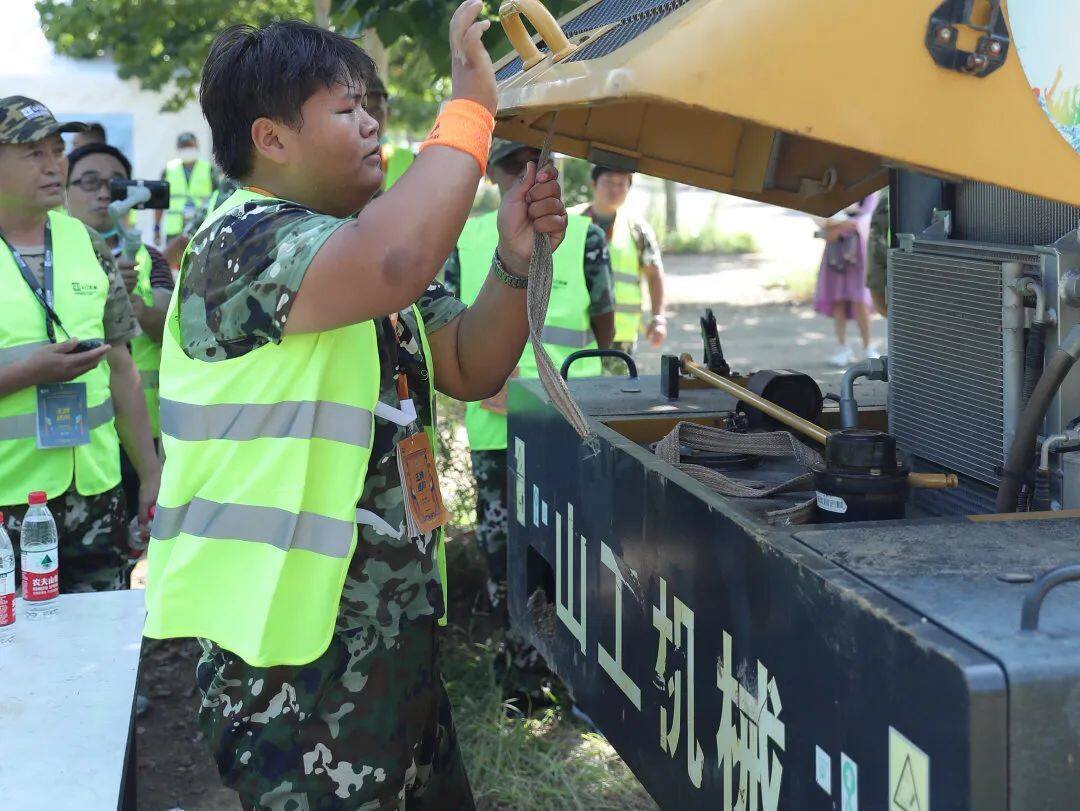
[68, 172, 126, 193]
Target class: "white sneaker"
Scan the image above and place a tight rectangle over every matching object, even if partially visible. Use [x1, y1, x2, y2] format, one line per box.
[829, 345, 856, 367]
[865, 344, 881, 360]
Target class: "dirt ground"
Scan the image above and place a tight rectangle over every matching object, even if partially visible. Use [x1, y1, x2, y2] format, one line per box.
[135, 639, 241, 811]
[134, 208, 886, 808]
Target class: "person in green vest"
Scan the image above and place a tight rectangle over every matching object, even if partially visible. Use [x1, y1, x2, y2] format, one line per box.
[143, 10, 568, 807]
[0, 96, 161, 591]
[364, 71, 416, 191]
[153, 131, 219, 243]
[201, 175, 241, 220]
[443, 138, 614, 706]
[64, 142, 174, 516]
[574, 164, 667, 371]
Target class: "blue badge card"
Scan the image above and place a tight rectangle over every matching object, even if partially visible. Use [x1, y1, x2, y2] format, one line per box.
[36, 383, 90, 448]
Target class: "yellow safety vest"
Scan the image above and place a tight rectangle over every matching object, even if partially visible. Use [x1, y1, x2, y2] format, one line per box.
[573, 204, 642, 343]
[0, 211, 120, 505]
[145, 189, 447, 665]
[456, 211, 599, 451]
[164, 159, 214, 236]
[129, 245, 161, 438]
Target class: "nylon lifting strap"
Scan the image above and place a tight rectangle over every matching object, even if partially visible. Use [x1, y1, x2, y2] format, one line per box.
[653, 421, 821, 525]
[527, 115, 593, 442]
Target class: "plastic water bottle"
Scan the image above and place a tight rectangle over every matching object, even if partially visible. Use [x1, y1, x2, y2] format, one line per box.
[0, 516, 15, 644]
[21, 491, 59, 619]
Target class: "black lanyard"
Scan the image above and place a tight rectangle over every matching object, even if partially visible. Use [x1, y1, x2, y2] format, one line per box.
[0, 221, 67, 343]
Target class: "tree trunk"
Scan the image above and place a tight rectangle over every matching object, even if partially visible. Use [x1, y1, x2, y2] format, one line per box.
[361, 30, 390, 80]
[664, 179, 679, 233]
[312, 0, 332, 27]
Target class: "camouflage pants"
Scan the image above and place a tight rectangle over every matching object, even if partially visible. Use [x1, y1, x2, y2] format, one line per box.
[2, 484, 128, 592]
[196, 619, 474, 810]
[602, 340, 637, 375]
[471, 450, 552, 701]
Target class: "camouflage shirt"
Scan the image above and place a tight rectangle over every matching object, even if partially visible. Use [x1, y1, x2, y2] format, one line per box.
[10, 225, 140, 346]
[441, 221, 615, 316]
[177, 199, 466, 637]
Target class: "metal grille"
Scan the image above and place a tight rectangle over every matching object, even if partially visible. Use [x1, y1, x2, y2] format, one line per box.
[567, 0, 689, 62]
[888, 248, 1006, 485]
[563, 0, 681, 35]
[495, 0, 689, 81]
[910, 469, 998, 517]
[954, 181, 1080, 246]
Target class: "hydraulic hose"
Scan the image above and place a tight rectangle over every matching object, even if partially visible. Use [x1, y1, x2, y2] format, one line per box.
[839, 357, 888, 429]
[996, 325, 1080, 512]
[1022, 321, 1046, 406]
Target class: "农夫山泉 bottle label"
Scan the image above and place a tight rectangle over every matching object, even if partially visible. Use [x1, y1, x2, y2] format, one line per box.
[22, 545, 59, 601]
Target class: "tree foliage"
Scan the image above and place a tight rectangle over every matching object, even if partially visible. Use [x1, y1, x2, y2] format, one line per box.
[37, 0, 580, 125]
[36, 0, 314, 111]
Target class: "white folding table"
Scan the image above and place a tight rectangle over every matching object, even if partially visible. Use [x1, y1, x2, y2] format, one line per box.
[0, 589, 145, 809]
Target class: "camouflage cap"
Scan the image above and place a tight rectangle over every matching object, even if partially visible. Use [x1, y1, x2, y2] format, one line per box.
[0, 96, 85, 145]
[489, 138, 538, 167]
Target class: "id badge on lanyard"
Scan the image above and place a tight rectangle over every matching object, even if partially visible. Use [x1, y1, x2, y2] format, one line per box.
[0, 222, 91, 448]
[387, 311, 450, 537]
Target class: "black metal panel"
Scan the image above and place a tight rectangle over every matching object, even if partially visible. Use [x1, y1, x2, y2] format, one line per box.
[507, 378, 1008, 810]
[891, 169, 948, 239]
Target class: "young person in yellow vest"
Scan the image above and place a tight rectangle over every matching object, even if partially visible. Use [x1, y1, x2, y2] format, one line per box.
[364, 72, 416, 192]
[153, 132, 219, 243]
[0, 96, 161, 592]
[65, 142, 174, 518]
[142, 10, 568, 807]
[574, 164, 667, 372]
[443, 138, 614, 708]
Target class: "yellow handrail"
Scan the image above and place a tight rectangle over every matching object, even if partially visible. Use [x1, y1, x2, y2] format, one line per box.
[499, 0, 577, 71]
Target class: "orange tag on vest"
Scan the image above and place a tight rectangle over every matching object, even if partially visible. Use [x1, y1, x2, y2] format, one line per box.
[397, 432, 451, 536]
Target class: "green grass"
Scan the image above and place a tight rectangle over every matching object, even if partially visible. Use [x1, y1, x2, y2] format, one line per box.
[435, 399, 655, 809]
[442, 626, 657, 811]
[439, 506, 656, 810]
[662, 227, 759, 256]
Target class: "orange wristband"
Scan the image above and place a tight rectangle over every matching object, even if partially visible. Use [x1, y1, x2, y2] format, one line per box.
[419, 98, 495, 174]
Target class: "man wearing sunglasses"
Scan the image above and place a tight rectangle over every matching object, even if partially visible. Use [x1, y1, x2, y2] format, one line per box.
[66, 142, 173, 517]
[0, 96, 160, 592]
[442, 138, 615, 708]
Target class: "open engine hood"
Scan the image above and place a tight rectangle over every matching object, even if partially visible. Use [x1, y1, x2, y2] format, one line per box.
[493, 0, 1080, 215]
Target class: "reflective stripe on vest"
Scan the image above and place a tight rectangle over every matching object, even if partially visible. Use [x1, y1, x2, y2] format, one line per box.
[153, 497, 354, 558]
[130, 244, 162, 437]
[0, 341, 49, 367]
[456, 211, 599, 451]
[165, 159, 214, 235]
[160, 398, 373, 446]
[0, 210, 120, 504]
[607, 213, 642, 343]
[0, 400, 114, 440]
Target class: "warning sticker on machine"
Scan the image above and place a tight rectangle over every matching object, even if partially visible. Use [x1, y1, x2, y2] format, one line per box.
[816, 492, 848, 514]
[889, 727, 929, 811]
